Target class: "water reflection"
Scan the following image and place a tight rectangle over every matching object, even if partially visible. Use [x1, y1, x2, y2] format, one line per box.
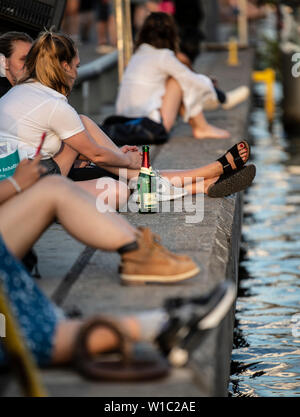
[229, 82, 300, 397]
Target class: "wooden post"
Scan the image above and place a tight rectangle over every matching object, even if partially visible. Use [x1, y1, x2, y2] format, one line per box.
[124, 0, 133, 68]
[114, 0, 133, 82]
[114, 0, 125, 81]
[237, 0, 248, 46]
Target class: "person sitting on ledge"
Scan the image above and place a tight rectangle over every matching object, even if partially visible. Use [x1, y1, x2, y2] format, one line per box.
[0, 157, 235, 379]
[0, 31, 33, 98]
[0, 211, 236, 378]
[0, 30, 255, 203]
[116, 12, 249, 140]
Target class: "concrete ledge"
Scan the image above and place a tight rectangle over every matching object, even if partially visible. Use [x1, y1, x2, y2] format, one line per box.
[1, 49, 255, 397]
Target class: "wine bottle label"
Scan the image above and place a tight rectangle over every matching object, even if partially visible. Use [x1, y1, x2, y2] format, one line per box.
[140, 167, 152, 175]
[142, 192, 158, 206]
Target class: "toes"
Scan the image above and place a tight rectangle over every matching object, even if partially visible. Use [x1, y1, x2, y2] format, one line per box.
[238, 142, 249, 160]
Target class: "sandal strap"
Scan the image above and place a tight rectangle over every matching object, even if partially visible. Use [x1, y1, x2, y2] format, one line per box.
[73, 315, 133, 366]
[217, 155, 233, 175]
[218, 141, 248, 175]
[227, 143, 246, 170]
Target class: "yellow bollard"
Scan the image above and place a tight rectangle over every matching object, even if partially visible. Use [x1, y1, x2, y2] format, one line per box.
[227, 37, 239, 66]
[252, 68, 276, 121]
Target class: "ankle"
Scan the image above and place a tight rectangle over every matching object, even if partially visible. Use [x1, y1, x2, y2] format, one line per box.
[118, 240, 138, 255]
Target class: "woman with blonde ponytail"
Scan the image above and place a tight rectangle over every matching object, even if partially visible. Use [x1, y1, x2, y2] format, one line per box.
[22, 31, 76, 97]
[0, 30, 142, 209]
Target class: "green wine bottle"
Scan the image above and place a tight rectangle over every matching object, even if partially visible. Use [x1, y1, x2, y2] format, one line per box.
[137, 145, 158, 213]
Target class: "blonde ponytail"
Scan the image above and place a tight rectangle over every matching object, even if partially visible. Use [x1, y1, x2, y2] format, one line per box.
[20, 31, 77, 96]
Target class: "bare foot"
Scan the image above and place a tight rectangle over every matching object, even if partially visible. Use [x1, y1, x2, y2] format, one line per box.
[192, 124, 230, 140]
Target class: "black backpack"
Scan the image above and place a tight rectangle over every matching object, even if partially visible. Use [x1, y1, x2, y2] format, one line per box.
[100, 115, 169, 146]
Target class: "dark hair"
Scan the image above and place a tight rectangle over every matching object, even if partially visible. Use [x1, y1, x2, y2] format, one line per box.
[21, 30, 77, 96]
[0, 31, 33, 57]
[135, 12, 179, 52]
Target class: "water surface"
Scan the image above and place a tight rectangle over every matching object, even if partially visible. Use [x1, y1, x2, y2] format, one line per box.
[230, 82, 300, 396]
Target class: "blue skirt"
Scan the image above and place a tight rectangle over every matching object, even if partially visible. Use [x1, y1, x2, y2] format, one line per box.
[0, 235, 64, 366]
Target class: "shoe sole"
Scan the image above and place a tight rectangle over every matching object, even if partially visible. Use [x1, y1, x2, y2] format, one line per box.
[198, 282, 236, 330]
[121, 266, 200, 285]
[207, 164, 256, 198]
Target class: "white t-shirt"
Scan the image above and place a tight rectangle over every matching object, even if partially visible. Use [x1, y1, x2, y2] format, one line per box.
[0, 81, 85, 159]
[116, 44, 217, 123]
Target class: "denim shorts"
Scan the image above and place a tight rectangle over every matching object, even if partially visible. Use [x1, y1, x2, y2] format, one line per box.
[0, 235, 64, 366]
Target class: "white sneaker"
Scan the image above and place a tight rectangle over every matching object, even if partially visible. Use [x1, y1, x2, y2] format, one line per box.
[203, 86, 250, 111]
[222, 86, 250, 110]
[130, 170, 188, 203]
[153, 170, 188, 201]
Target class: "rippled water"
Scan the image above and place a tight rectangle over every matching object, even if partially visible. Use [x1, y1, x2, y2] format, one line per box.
[229, 82, 300, 396]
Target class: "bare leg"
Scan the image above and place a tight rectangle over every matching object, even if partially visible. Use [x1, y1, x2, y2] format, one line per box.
[75, 177, 130, 209]
[160, 77, 230, 139]
[159, 142, 249, 191]
[59, 115, 247, 195]
[61, 0, 80, 40]
[107, 14, 117, 46]
[97, 21, 109, 46]
[189, 113, 230, 140]
[0, 176, 137, 259]
[160, 77, 183, 132]
[79, 115, 140, 181]
[53, 142, 78, 176]
[52, 317, 140, 364]
[52, 138, 129, 206]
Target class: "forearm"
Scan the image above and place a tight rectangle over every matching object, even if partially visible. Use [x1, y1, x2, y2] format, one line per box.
[0, 178, 19, 204]
[64, 131, 135, 169]
[87, 146, 129, 168]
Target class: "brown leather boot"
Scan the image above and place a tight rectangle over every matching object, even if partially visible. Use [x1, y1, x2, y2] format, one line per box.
[119, 227, 200, 285]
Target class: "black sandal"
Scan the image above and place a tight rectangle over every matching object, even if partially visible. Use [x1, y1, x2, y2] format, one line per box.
[207, 164, 256, 198]
[73, 316, 169, 381]
[217, 140, 250, 176]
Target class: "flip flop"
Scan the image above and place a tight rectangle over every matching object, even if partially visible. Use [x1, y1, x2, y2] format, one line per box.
[217, 140, 250, 176]
[207, 164, 256, 198]
[73, 316, 169, 381]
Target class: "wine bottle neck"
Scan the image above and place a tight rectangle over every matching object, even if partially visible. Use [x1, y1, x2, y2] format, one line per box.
[142, 151, 150, 168]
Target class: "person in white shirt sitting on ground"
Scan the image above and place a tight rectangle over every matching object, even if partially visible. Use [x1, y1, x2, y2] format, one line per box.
[116, 12, 249, 140]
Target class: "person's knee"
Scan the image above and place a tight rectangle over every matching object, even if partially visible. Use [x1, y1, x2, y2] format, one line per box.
[96, 178, 130, 211]
[37, 175, 72, 196]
